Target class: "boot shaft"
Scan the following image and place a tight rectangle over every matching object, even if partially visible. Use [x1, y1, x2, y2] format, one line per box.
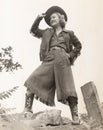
[24, 92, 34, 112]
[68, 96, 80, 125]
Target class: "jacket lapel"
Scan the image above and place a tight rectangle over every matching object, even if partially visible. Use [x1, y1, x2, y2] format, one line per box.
[40, 28, 54, 61]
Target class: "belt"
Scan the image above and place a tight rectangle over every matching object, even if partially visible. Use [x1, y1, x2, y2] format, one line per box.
[50, 46, 70, 58]
[50, 46, 65, 51]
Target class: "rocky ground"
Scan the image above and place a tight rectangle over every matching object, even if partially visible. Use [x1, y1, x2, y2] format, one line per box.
[0, 109, 103, 130]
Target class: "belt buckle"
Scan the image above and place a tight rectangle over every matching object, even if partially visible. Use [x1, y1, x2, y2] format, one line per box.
[55, 46, 60, 50]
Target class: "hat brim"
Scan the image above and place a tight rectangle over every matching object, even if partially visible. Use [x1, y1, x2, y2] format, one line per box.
[44, 6, 67, 26]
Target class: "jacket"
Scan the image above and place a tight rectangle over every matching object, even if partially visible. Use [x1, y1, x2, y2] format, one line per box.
[30, 16, 82, 65]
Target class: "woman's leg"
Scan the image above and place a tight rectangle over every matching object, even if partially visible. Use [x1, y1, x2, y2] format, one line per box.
[68, 96, 80, 125]
[24, 60, 55, 114]
[54, 50, 80, 124]
[24, 89, 34, 113]
[23, 89, 34, 118]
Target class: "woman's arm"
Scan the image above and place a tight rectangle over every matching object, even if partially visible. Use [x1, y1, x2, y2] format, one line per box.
[30, 13, 46, 38]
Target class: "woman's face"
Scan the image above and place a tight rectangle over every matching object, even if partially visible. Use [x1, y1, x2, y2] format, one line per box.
[50, 13, 60, 27]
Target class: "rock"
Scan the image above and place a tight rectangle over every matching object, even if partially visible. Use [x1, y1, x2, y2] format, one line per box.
[35, 109, 62, 126]
[61, 117, 72, 125]
[22, 109, 62, 127]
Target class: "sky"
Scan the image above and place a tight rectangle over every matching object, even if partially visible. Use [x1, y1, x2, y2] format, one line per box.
[0, 0, 103, 117]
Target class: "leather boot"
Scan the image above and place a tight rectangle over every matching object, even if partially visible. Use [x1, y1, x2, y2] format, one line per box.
[68, 97, 80, 125]
[70, 103, 80, 125]
[24, 92, 34, 118]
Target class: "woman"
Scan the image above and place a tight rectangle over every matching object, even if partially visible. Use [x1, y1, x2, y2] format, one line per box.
[24, 6, 82, 125]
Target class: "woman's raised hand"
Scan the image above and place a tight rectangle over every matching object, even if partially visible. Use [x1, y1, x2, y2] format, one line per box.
[37, 13, 46, 19]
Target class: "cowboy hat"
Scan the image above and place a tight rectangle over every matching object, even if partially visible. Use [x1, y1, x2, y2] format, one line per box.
[44, 6, 67, 26]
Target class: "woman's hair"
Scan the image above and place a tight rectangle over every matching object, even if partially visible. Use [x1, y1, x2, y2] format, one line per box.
[50, 12, 66, 28]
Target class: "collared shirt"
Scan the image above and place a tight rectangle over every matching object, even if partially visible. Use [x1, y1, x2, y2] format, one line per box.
[50, 31, 67, 51]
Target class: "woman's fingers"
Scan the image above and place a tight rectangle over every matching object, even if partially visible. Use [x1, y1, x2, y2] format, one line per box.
[38, 13, 46, 19]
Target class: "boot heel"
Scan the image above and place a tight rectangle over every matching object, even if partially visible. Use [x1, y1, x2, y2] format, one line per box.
[24, 111, 33, 118]
[72, 119, 80, 125]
